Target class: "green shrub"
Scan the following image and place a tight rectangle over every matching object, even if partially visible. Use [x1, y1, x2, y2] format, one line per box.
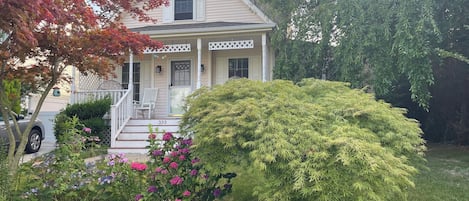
[181, 78, 426, 201]
[63, 97, 111, 120]
[54, 97, 111, 144]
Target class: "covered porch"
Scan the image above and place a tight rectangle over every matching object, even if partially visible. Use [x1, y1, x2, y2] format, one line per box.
[70, 22, 275, 152]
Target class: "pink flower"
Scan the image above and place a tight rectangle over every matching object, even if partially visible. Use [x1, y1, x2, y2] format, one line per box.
[161, 169, 169, 175]
[155, 167, 163, 173]
[190, 169, 198, 176]
[130, 162, 147, 171]
[170, 151, 179, 157]
[179, 155, 186, 161]
[169, 176, 183, 185]
[169, 162, 178, 169]
[148, 133, 156, 139]
[180, 148, 190, 154]
[83, 127, 92, 133]
[183, 190, 191, 197]
[175, 199, 181, 201]
[163, 157, 171, 163]
[162, 132, 173, 141]
[182, 138, 192, 145]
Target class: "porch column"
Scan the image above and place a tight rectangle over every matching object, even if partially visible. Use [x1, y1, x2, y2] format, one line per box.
[196, 38, 202, 89]
[129, 50, 134, 90]
[262, 33, 268, 82]
[70, 66, 76, 104]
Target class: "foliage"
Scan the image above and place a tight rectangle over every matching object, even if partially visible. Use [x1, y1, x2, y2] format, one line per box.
[0, 0, 166, 182]
[63, 97, 111, 120]
[2, 79, 21, 114]
[181, 79, 426, 201]
[138, 127, 235, 200]
[54, 97, 111, 143]
[254, 0, 440, 109]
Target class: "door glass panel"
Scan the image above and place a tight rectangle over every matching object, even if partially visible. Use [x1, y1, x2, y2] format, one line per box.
[170, 60, 191, 114]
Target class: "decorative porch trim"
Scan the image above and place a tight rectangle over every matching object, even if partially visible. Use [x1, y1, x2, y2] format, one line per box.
[208, 40, 254, 50]
[144, 44, 192, 54]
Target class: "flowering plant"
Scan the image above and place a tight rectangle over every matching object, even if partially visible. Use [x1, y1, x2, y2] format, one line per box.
[135, 127, 235, 200]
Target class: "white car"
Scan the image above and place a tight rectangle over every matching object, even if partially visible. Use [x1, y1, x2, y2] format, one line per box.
[0, 114, 45, 153]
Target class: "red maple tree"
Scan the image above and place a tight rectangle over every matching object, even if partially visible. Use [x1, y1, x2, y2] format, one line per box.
[0, 0, 167, 178]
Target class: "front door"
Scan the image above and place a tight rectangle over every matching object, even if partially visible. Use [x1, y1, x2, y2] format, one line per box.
[169, 60, 192, 115]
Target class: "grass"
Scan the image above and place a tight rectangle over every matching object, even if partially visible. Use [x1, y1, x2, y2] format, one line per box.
[408, 143, 469, 201]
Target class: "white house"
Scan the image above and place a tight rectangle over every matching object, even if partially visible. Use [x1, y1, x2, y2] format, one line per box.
[72, 0, 276, 153]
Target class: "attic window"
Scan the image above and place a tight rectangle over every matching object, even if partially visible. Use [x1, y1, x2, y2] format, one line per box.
[175, 0, 193, 20]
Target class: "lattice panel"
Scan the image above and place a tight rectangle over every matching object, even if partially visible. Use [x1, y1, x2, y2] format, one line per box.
[78, 72, 103, 90]
[144, 44, 192, 54]
[208, 40, 254, 50]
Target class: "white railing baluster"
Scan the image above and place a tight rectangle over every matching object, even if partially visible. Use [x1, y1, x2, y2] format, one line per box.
[71, 89, 133, 148]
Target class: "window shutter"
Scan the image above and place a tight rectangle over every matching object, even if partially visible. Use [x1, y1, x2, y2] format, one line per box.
[163, 0, 174, 23]
[195, 0, 205, 21]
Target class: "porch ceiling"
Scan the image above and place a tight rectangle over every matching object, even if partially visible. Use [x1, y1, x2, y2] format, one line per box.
[130, 21, 275, 38]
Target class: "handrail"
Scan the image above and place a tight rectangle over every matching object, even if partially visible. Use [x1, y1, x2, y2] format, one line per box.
[73, 90, 127, 105]
[110, 88, 133, 147]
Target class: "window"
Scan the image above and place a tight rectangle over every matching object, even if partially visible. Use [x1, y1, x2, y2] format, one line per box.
[228, 58, 249, 79]
[175, 0, 193, 20]
[122, 63, 140, 101]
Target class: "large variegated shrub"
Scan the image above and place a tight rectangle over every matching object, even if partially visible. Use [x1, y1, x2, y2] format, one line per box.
[181, 79, 426, 201]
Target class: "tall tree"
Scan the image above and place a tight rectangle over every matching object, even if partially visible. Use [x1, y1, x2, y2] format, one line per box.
[0, 0, 166, 181]
[255, 0, 440, 109]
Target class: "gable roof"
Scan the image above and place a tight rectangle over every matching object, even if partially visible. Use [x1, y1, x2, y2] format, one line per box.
[240, 0, 274, 24]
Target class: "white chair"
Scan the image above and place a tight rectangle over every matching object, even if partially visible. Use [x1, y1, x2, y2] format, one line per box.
[134, 88, 158, 119]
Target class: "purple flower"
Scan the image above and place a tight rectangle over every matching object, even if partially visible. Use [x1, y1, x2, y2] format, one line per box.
[107, 160, 115, 166]
[135, 194, 143, 201]
[152, 149, 163, 156]
[162, 132, 173, 141]
[190, 169, 198, 176]
[147, 186, 158, 193]
[182, 139, 192, 145]
[170, 151, 179, 157]
[169, 162, 178, 169]
[213, 188, 221, 197]
[191, 158, 200, 165]
[170, 176, 184, 185]
[180, 148, 190, 154]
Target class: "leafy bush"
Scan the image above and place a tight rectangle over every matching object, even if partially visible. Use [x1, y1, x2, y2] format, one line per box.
[63, 97, 111, 120]
[181, 78, 426, 201]
[137, 127, 235, 200]
[54, 97, 111, 143]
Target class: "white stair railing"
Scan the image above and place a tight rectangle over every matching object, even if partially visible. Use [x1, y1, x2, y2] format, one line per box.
[110, 88, 133, 147]
[73, 90, 127, 105]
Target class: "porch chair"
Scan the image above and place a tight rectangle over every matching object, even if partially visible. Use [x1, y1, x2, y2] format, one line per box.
[134, 88, 158, 119]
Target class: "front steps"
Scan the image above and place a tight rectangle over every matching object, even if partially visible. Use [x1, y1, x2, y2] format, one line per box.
[108, 118, 181, 154]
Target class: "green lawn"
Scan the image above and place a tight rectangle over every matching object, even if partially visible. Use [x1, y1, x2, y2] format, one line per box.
[408, 143, 469, 201]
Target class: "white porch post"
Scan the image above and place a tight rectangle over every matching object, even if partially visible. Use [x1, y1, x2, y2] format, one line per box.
[262, 33, 268, 82]
[196, 38, 202, 89]
[70, 66, 76, 104]
[129, 50, 134, 91]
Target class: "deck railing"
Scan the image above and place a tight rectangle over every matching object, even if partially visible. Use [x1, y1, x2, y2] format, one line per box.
[110, 88, 133, 147]
[72, 89, 133, 147]
[72, 90, 127, 105]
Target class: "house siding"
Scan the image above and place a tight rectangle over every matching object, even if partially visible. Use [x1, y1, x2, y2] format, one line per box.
[120, 0, 265, 29]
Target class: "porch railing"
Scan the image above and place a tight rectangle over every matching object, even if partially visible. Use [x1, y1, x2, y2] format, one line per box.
[72, 90, 127, 105]
[110, 88, 133, 147]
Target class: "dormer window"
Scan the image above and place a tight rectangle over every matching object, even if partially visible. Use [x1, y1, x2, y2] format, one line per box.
[175, 0, 193, 20]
